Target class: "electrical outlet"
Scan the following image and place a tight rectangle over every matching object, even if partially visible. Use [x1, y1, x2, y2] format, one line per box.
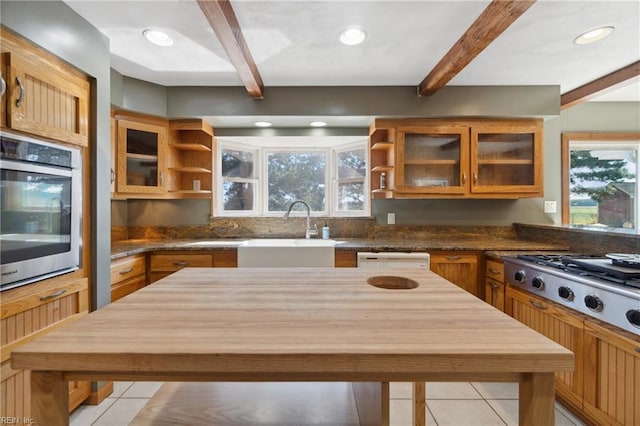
[387, 213, 396, 225]
[544, 201, 557, 213]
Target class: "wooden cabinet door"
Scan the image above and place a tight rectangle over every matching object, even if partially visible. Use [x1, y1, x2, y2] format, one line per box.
[1, 277, 90, 416]
[4, 52, 89, 147]
[484, 279, 505, 311]
[505, 286, 584, 409]
[429, 252, 479, 297]
[117, 119, 168, 194]
[395, 126, 469, 196]
[583, 320, 640, 426]
[470, 121, 542, 196]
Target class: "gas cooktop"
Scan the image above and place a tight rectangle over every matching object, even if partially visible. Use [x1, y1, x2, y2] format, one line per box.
[504, 254, 640, 337]
[516, 254, 640, 289]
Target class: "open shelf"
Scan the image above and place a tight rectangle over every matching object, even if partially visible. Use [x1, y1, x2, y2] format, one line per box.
[371, 165, 394, 173]
[126, 153, 158, 161]
[371, 142, 393, 151]
[477, 159, 533, 165]
[169, 166, 212, 174]
[404, 159, 459, 165]
[169, 143, 212, 152]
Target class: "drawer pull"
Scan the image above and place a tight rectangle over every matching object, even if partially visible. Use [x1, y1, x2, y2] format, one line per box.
[489, 283, 499, 290]
[488, 268, 501, 275]
[529, 300, 548, 310]
[635, 347, 640, 354]
[173, 261, 189, 266]
[40, 289, 67, 301]
[119, 267, 134, 275]
[445, 256, 462, 261]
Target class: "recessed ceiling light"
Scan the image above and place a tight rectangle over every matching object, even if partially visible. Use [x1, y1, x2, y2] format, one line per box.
[310, 121, 327, 127]
[254, 121, 272, 128]
[143, 29, 174, 47]
[574, 26, 614, 45]
[339, 28, 367, 46]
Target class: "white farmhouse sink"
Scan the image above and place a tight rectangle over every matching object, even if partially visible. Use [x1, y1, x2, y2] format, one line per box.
[237, 239, 341, 267]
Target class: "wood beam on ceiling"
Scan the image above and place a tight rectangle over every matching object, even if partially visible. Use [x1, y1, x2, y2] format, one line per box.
[418, 0, 536, 97]
[560, 61, 640, 110]
[197, 0, 264, 99]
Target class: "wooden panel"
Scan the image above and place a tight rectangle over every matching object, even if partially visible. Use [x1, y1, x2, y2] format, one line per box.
[352, 382, 389, 426]
[111, 275, 147, 302]
[506, 286, 583, 407]
[335, 250, 357, 268]
[2, 47, 89, 146]
[150, 253, 213, 272]
[212, 250, 237, 268]
[429, 251, 480, 297]
[583, 320, 640, 426]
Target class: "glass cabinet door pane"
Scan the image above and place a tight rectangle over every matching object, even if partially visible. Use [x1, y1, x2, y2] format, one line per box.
[125, 128, 159, 187]
[403, 133, 462, 187]
[476, 133, 534, 186]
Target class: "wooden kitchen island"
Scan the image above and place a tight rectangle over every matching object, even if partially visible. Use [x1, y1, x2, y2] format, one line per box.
[11, 268, 573, 425]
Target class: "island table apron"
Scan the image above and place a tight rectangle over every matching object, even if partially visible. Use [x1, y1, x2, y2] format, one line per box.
[11, 267, 573, 426]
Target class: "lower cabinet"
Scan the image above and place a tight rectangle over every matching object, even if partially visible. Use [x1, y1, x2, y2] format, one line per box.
[429, 251, 480, 297]
[148, 250, 237, 283]
[110, 254, 147, 302]
[505, 286, 584, 410]
[0, 276, 90, 417]
[583, 319, 640, 426]
[484, 258, 505, 311]
[335, 250, 357, 267]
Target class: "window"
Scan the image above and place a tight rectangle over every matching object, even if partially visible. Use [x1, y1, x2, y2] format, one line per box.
[217, 139, 368, 217]
[562, 133, 639, 231]
[220, 145, 258, 215]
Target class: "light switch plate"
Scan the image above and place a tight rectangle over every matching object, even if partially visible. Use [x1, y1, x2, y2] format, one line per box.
[544, 201, 557, 213]
[387, 213, 396, 225]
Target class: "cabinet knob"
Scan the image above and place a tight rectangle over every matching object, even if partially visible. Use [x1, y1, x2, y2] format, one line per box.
[473, 171, 478, 184]
[461, 172, 467, 185]
[159, 171, 164, 186]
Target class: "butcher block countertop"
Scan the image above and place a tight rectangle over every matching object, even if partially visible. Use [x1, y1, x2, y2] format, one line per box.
[13, 268, 573, 425]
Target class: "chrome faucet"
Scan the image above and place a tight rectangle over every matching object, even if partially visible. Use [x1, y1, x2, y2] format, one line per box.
[283, 200, 318, 239]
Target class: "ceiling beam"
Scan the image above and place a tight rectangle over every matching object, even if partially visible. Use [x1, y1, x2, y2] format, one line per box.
[560, 61, 640, 110]
[197, 0, 264, 99]
[418, 0, 536, 97]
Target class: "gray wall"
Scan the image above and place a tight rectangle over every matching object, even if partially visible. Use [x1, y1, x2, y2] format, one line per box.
[1, 1, 112, 310]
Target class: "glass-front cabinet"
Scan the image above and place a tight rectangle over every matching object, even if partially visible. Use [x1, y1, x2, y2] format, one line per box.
[471, 124, 542, 195]
[396, 126, 469, 195]
[116, 119, 167, 194]
[391, 119, 542, 198]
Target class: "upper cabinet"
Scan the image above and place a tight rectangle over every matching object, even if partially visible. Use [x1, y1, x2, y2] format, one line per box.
[112, 111, 214, 199]
[1, 28, 90, 147]
[116, 117, 168, 195]
[371, 118, 543, 199]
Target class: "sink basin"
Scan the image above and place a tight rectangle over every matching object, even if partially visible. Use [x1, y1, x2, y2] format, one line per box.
[239, 238, 341, 247]
[237, 239, 340, 267]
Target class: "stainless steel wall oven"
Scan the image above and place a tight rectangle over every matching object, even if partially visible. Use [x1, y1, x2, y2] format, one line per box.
[1, 131, 82, 291]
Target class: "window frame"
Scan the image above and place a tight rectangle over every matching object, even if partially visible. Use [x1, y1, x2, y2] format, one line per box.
[332, 142, 369, 217]
[262, 147, 329, 216]
[216, 139, 369, 217]
[561, 132, 640, 228]
[217, 142, 260, 216]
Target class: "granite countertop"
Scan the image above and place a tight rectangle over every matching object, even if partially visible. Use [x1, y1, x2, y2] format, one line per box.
[111, 237, 568, 260]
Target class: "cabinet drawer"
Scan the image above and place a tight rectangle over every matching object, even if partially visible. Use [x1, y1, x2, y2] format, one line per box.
[110, 254, 146, 285]
[150, 254, 213, 271]
[111, 275, 147, 302]
[485, 259, 504, 282]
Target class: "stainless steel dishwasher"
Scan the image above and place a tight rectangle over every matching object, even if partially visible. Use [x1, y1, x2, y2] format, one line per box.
[357, 252, 430, 269]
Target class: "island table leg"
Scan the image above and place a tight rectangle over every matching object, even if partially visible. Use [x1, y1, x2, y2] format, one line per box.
[31, 371, 69, 426]
[519, 372, 555, 426]
[413, 382, 426, 426]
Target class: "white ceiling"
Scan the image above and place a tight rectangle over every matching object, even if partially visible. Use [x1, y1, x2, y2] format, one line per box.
[65, 0, 640, 127]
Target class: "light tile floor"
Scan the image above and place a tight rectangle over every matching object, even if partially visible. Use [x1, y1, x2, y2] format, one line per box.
[70, 381, 587, 426]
